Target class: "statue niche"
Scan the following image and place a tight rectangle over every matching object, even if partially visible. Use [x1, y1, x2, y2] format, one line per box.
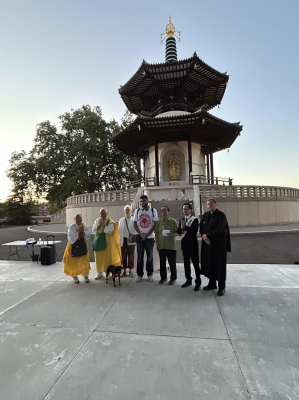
[167, 153, 181, 181]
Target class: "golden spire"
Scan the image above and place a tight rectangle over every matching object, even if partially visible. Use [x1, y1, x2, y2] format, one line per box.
[161, 17, 181, 43]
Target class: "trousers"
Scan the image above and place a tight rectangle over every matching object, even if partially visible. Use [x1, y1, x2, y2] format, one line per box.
[182, 245, 201, 284]
[136, 237, 154, 277]
[159, 249, 177, 281]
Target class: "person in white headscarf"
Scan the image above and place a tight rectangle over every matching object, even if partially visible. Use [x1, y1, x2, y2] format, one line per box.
[63, 213, 91, 283]
[118, 205, 137, 278]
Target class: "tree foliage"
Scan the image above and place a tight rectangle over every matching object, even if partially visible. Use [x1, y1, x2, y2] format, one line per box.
[7, 105, 138, 214]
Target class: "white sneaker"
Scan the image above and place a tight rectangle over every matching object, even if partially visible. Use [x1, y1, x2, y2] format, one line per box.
[148, 275, 154, 283]
[136, 275, 142, 283]
[84, 276, 90, 283]
[73, 276, 79, 283]
[95, 272, 105, 280]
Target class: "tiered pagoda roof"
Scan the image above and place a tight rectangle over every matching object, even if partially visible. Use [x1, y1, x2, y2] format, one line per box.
[112, 110, 242, 157]
[115, 19, 243, 159]
[119, 52, 229, 117]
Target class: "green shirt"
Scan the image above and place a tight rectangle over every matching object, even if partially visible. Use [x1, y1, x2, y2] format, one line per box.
[155, 217, 178, 251]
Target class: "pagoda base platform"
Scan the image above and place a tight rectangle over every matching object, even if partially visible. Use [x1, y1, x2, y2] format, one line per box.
[62, 185, 299, 228]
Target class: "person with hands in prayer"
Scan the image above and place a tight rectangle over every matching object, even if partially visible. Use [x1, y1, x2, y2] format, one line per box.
[177, 203, 201, 291]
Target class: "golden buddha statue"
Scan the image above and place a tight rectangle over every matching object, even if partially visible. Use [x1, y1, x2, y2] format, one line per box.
[167, 153, 181, 181]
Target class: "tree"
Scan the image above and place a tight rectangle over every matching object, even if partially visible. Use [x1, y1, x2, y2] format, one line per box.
[7, 105, 138, 213]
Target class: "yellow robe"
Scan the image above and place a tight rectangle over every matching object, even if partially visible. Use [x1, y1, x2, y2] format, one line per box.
[63, 223, 91, 277]
[94, 218, 122, 273]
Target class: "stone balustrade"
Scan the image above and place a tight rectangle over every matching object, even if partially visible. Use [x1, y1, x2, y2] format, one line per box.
[197, 185, 299, 199]
[50, 207, 66, 224]
[66, 189, 138, 207]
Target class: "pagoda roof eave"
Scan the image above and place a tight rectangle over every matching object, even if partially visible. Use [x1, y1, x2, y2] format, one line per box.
[112, 110, 243, 156]
[119, 52, 228, 95]
[118, 53, 229, 116]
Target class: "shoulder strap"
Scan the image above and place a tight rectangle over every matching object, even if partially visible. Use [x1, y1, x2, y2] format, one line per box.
[151, 207, 154, 217]
[106, 219, 110, 226]
[137, 208, 140, 217]
[125, 218, 132, 235]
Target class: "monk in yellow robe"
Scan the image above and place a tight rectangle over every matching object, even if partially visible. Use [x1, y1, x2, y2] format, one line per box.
[92, 208, 122, 280]
[63, 213, 91, 283]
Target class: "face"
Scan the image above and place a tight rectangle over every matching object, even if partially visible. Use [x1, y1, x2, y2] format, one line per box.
[140, 197, 148, 208]
[182, 205, 191, 216]
[125, 207, 131, 216]
[160, 207, 169, 218]
[100, 209, 107, 220]
[75, 215, 82, 225]
[207, 200, 217, 212]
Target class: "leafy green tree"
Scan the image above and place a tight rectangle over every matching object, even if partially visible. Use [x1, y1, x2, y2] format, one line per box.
[7, 105, 138, 212]
[4, 188, 37, 225]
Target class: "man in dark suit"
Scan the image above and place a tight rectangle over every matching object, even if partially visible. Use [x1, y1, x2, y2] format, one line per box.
[200, 198, 231, 296]
[177, 203, 201, 291]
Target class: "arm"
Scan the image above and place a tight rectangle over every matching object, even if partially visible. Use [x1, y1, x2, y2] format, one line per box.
[155, 232, 160, 251]
[177, 219, 183, 235]
[134, 220, 143, 237]
[104, 223, 114, 234]
[84, 225, 91, 240]
[144, 221, 157, 239]
[68, 225, 79, 245]
[92, 219, 99, 235]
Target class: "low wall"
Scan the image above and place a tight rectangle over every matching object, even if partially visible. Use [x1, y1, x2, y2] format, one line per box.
[65, 185, 299, 228]
[216, 198, 299, 227]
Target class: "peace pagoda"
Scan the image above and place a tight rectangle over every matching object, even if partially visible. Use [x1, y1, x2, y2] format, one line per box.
[113, 17, 242, 189]
[59, 19, 299, 228]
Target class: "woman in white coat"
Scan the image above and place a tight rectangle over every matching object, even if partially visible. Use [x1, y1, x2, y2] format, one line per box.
[119, 205, 137, 278]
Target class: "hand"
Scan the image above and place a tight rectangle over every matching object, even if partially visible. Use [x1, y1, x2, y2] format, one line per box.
[99, 218, 103, 225]
[141, 233, 146, 240]
[156, 245, 160, 252]
[167, 233, 173, 237]
[202, 234, 207, 241]
[181, 220, 186, 229]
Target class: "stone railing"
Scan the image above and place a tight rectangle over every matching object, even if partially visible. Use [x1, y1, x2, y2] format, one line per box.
[198, 185, 299, 199]
[66, 189, 139, 206]
[51, 207, 66, 223]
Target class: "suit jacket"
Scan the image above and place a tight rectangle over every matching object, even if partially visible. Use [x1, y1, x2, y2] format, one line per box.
[177, 216, 199, 251]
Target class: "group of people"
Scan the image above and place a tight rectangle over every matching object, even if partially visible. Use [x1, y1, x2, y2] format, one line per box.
[63, 195, 231, 296]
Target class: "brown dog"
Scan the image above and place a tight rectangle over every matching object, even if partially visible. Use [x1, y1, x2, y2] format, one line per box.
[106, 265, 122, 287]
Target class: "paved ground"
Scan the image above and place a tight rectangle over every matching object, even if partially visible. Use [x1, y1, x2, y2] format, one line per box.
[1, 226, 299, 264]
[0, 260, 298, 399]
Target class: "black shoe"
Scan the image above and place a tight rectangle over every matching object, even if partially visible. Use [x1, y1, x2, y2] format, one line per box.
[217, 289, 226, 296]
[203, 285, 217, 291]
[181, 280, 192, 288]
[203, 280, 217, 290]
[159, 279, 167, 284]
[194, 284, 201, 292]
[168, 280, 176, 285]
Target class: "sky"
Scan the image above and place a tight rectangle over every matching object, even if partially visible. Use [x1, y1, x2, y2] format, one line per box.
[0, 0, 299, 201]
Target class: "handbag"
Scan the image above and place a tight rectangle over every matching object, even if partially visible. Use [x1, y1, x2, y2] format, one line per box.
[125, 218, 136, 243]
[71, 238, 87, 257]
[93, 219, 110, 251]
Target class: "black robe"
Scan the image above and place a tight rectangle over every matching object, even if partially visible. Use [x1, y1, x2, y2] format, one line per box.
[199, 209, 231, 282]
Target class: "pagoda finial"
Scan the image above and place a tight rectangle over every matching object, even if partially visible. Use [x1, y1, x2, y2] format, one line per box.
[160, 17, 181, 43]
[160, 17, 181, 63]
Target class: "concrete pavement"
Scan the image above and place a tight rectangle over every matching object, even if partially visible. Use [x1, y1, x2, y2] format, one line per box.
[0, 260, 299, 399]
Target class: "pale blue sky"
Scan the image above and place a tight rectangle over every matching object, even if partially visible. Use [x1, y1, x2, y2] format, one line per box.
[0, 0, 298, 201]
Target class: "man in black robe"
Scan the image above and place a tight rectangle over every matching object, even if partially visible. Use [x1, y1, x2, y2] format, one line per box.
[200, 198, 231, 296]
